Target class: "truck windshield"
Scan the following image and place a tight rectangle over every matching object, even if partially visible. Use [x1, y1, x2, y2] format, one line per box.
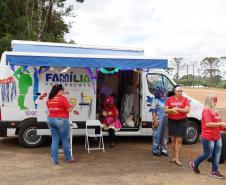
[146, 73, 174, 95]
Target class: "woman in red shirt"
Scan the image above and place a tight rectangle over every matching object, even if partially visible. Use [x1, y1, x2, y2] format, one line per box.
[46, 84, 75, 165]
[190, 95, 226, 179]
[165, 86, 190, 166]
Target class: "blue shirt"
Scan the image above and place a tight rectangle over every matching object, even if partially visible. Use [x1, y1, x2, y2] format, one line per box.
[150, 97, 167, 120]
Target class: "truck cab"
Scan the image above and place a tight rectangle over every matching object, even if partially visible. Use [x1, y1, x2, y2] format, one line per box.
[141, 69, 203, 144]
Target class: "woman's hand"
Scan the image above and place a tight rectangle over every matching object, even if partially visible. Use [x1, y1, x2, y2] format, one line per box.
[153, 120, 159, 128]
[220, 122, 226, 128]
[206, 121, 226, 128]
[67, 104, 75, 112]
[171, 108, 178, 114]
[173, 106, 190, 113]
[152, 112, 158, 127]
[103, 111, 107, 117]
[69, 98, 77, 106]
[165, 106, 178, 114]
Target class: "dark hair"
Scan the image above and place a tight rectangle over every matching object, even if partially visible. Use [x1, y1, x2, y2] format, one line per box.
[48, 84, 64, 100]
[154, 85, 167, 98]
[167, 85, 181, 97]
[173, 85, 181, 91]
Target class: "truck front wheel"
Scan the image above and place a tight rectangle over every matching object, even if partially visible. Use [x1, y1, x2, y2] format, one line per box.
[184, 120, 200, 144]
[18, 120, 46, 148]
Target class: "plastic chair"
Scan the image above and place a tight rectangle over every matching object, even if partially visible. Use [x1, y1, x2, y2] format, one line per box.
[85, 120, 105, 153]
[69, 121, 78, 158]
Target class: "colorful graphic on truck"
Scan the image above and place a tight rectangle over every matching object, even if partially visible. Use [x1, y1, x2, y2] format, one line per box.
[45, 72, 91, 87]
[33, 67, 39, 109]
[13, 67, 32, 110]
[0, 76, 17, 104]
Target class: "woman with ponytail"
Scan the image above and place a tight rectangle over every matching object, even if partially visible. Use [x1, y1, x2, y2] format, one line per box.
[46, 84, 75, 165]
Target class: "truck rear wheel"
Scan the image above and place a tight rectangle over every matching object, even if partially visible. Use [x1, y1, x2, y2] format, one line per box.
[184, 120, 200, 144]
[18, 120, 46, 148]
[220, 133, 226, 163]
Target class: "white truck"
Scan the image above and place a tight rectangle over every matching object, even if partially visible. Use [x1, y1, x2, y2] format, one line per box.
[0, 40, 204, 148]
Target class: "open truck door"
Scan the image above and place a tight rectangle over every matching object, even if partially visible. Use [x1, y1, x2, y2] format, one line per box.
[141, 69, 203, 144]
[140, 71, 175, 135]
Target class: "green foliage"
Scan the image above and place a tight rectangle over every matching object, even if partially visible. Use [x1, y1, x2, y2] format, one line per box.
[200, 57, 222, 87]
[171, 57, 184, 81]
[216, 81, 226, 88]
[176, 74, 224, 88]
[0, 0, 84, 55]
[177, 74, 194, 86]
[0, 34, 12, 53]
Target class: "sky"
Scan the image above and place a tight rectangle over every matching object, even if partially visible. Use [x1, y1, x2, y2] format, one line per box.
[65, 0, 226, 59]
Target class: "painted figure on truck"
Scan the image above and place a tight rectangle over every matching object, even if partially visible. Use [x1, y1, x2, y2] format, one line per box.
[0, 76, 17, 104]
[13, 67, 32, 110]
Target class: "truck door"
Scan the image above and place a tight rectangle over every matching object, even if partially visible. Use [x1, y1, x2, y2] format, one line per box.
[141, 73, 174, 122]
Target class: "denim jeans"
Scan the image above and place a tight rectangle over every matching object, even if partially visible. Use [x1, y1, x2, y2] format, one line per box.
[152, 115, 168, 154]
[194, 137, 222, 172]
[47, 117, 72, 163]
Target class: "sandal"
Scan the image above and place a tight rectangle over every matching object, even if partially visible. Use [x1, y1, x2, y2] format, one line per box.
[175, 161, 182, 166]
[170, 159, 176, 163]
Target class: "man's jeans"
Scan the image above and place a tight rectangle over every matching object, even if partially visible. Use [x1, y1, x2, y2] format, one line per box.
[47, 117, 72, 163]
[194, 137, 222, 172]
[152, 115, 168, 154]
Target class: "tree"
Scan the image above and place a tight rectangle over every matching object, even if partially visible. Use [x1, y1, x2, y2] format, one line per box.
[178, 74, 194, 86]
[164, 67, 174, 75]
[0, 0, 84, 55]
[200, 57, 221, 87]
[220, 56, 226, 78]
[212, 75, 222, 84]
[171, 57, 185, 82]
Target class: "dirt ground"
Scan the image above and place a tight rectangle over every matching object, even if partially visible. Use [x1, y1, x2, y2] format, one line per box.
[0, 88, 226, 185]
[184, 87, 226, 109]
[184, 87, 226, 120]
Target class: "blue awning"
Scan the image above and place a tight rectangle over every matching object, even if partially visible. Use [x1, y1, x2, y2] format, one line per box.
[5, 52, 168, 69]
[12, 40, 144, 56]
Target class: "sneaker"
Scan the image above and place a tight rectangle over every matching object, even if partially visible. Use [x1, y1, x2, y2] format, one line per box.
[153, 152, 161, 157]
[66, 155, 77, 163]
[66, 159, 76, 164]
[53, 161, 59, 165]
[190, 161, 200, 174]
[161, 151, 168, 157]
[210, 171, 225, 179]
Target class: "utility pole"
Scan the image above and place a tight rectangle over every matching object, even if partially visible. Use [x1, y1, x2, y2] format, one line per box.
[186, 64, 189, 86]
[192, 63, 195, 87]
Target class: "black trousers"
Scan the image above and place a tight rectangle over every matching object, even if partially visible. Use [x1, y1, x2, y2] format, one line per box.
[95, 127, 116, 142]
[108, 128, 116, 142]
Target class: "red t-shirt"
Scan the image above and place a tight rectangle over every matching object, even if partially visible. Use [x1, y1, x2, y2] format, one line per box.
[165, 96, 190, 120]
[201, 108, 224, 141]
[102, 106, 119, 118]
[46, 95, 72, 119]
